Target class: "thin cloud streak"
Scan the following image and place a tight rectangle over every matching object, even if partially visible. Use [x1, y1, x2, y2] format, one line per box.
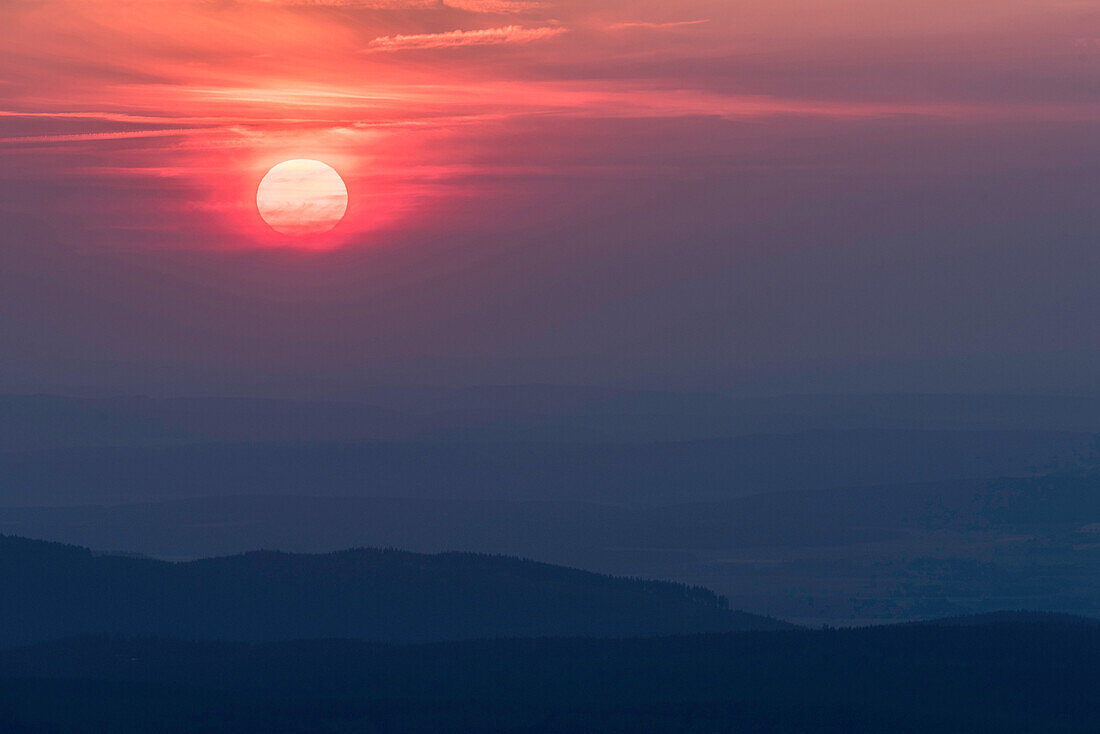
[228, 0, 546, 9]
[609, 20, 711, 30]
[0, 128, 221, 145]
[443, 0, 548, 11]
[366, 25, 567, 52]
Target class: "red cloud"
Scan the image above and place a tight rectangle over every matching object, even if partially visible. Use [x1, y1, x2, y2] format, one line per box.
[443, 0, 548, 11]
[608, 20, 711, 30]
[367, 25, 566, 52]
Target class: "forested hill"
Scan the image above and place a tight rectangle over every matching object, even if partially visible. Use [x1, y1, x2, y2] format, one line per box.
[1, 619, 1099, 733]
[0, 535, 788, 647]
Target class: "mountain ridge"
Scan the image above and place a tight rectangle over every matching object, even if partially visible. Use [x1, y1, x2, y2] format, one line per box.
[0, 535, 790, 648]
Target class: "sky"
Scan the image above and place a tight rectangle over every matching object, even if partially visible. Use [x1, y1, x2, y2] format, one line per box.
[0, 0, 1098, 397]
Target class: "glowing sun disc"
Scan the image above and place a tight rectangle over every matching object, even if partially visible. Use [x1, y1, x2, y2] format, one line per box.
[257, 159, 348, 235]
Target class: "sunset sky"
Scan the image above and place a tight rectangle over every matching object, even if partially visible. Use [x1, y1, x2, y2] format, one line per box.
[1, 0, 1098, 396]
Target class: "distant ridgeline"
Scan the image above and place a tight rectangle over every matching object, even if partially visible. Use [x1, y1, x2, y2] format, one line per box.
[2, 392, 1099, 508]
[0, 535, 788, 647]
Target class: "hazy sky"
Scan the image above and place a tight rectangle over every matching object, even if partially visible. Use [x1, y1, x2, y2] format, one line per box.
[1, 0, 1098, 396]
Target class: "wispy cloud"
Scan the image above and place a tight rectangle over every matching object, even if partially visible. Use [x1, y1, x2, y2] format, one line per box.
[609, 20, 711, 30]
[443, 0, 548, 12]
[366, 25, 566, 52]
[0, 128, 212, 145]
[228, 0, 547, 10]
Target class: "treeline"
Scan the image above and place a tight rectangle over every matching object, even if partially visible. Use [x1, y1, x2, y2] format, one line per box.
[2, 620, 1100, 732]
[0, 535, 778, 647]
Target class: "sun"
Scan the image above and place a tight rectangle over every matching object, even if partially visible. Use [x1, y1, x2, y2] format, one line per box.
[256, 159, 348, 236]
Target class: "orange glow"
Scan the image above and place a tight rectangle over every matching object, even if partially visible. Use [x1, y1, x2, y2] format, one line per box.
[256, 159, 348, 236]
[1, 0, 1097, 251]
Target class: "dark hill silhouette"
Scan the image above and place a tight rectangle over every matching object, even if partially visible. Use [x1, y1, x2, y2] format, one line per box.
[1, 620, 1099, 732]
[6, 472, 1100, 625]
[0, 536, 789, 647]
